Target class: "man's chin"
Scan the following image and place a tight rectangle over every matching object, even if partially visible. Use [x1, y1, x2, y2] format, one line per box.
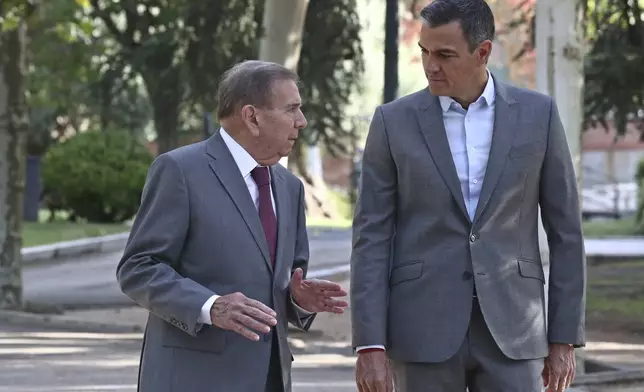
[428, 84, 449, 96]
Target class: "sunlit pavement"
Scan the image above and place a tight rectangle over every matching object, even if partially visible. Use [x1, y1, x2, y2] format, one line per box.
[0, 323, 357, 392]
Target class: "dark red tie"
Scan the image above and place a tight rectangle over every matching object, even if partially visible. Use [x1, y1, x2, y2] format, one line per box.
[251, 166, 277, 268]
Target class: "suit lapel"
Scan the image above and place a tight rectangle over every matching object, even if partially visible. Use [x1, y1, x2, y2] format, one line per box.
[415, 92, 470, 222]
[270, 167, 289, 276]
[205, 132, 272, 271]
[472, 81, 518, 224]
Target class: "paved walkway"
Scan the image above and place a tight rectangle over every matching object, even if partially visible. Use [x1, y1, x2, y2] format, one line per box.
[584, 237, 644, 258]
[0, 323, 356, 392]
[6, 278, 644, 391]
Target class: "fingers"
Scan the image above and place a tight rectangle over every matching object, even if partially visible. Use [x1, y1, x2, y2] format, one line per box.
[307, 280, 347, 294]
[243, 303, 278, 327]
[292, 268, 304, 282]
[326, 298, 349, 308]
[542, 362, 550, 387]
[245, 297, 277, 318]
[230, 320, 262, 341]
[236, 313, 272, 334]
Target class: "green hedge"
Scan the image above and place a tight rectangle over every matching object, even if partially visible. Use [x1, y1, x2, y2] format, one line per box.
[42, 130, 153, 223]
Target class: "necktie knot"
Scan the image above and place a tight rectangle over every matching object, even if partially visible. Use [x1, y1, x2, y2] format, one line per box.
[251, 166, 270, 187]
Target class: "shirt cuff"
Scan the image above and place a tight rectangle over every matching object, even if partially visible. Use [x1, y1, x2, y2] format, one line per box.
[198, 294, 220, 325]
[356, 345, 386, 352]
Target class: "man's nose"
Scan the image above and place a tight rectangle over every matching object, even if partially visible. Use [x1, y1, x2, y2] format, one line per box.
[426, 62, 440, 73]
[296, 112, 307, 129]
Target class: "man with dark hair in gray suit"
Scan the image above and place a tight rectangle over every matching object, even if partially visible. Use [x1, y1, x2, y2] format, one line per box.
[350, 1, 586, 391]
[117, 60, 348, 392]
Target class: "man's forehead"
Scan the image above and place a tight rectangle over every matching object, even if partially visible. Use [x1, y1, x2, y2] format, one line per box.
[272, 79, 301, 104]
[419, 21, 466, 48]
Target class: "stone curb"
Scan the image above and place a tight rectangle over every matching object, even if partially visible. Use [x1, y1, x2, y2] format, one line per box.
[20, 231, 644, 267]
[21, 232, 129, 266]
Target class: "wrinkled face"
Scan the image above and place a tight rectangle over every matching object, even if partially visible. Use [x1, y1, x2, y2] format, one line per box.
[419, 21, 491, 100]
[241, 79, 307, 165]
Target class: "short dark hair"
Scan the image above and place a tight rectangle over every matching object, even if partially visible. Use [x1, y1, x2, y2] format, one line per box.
[419, 0, 495, 51]
[216, 60, 299, 119]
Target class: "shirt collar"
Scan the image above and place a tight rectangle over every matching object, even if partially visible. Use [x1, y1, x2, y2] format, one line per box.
[219, 127, 262, 179]
[438, 69, 496, 113]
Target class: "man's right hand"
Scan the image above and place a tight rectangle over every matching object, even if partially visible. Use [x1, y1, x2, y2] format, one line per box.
[355, 350, 393, 392]
[210, 292, 277, 341]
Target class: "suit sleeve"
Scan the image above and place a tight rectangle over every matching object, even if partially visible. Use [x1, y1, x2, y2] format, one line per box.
[116, 153, 215, 337]
[287, 180, 316, 330]
[350, 106, 397, 350]
[539, 98, 586, 347]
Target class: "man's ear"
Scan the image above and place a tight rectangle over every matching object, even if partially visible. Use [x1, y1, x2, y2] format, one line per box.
[241, 105, 260, 137]
[477, 40, 493, 65]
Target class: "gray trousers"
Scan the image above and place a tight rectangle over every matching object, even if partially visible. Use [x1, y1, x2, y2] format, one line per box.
[265, 331, 284, 392]
[391, 298, 545, 392]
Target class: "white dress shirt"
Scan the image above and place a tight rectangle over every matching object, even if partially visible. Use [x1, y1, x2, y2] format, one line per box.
[198, 128, 309, 326]
[356, 72, 496, 352]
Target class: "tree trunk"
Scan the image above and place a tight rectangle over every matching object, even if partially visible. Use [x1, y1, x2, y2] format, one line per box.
[0, 20, 28, 310]
[260, 0, 309, 169]
[144, 71, 181, 155]
[259, 0, 309, 70]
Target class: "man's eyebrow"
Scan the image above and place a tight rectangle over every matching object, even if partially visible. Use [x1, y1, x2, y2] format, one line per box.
[286, 102, 301, 109]
[418, 42, 458, 54]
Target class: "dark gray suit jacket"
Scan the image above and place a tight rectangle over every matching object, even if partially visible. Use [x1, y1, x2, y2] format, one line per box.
[350, 79, 586, 363]
[117, 131, 315, 392]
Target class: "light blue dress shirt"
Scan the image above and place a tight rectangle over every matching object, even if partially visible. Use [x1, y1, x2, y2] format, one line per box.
[438, 72, 496, 221]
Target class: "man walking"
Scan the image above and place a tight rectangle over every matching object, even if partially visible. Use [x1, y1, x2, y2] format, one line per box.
[117, 60, 348, 392]
[350, 1, 585, 391]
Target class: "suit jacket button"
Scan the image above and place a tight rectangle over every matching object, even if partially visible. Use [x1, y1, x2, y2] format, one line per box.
[462, 271, 473, 280]
[469, 234, 478, 242]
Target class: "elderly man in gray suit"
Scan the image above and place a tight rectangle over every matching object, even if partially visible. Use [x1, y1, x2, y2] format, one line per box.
[350, 1, 586, 391]
[117, 60, 348, 392]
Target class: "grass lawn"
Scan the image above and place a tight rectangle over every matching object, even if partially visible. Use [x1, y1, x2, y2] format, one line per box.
[582, 217, 640, 237]
[587, 259, 644, 335]
[22, 221, 129, 247]
[20, 210, 129, 247]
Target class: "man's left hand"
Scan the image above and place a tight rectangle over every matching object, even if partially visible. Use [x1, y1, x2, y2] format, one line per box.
[542, 343, 576, 392]
[289, 268, 348, 313]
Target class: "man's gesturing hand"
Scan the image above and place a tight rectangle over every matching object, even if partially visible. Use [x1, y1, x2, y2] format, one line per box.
[543, 344, 576, 392]
[210, 292, 277, 341]
[290, 268, 348, 313]
[355, 350, 393, 392]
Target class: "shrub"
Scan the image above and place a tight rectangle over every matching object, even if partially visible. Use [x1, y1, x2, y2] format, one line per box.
[42, 130, 153, 223]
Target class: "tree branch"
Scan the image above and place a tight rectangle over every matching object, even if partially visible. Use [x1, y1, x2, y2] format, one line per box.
[89, 0, 131, 47]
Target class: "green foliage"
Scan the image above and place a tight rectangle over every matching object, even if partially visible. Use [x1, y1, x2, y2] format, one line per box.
[25, 0, 150, 155]
[583, 0, 644, 136]
[41, 130, 153, 223]
[298, 0, 365, 156]
[84, 0, 363, 155]
[500, 0, 644, 139]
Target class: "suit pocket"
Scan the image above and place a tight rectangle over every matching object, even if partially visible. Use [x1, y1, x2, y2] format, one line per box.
[509, 141, 544, 159]
[162, 324, 227, 354]
[390, 261, 423, 286]
[517, 258, 545, 283]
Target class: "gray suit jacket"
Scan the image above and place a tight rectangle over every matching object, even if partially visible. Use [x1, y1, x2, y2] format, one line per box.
[350, 79, 586, 363]
[117, 131, 315, 392]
